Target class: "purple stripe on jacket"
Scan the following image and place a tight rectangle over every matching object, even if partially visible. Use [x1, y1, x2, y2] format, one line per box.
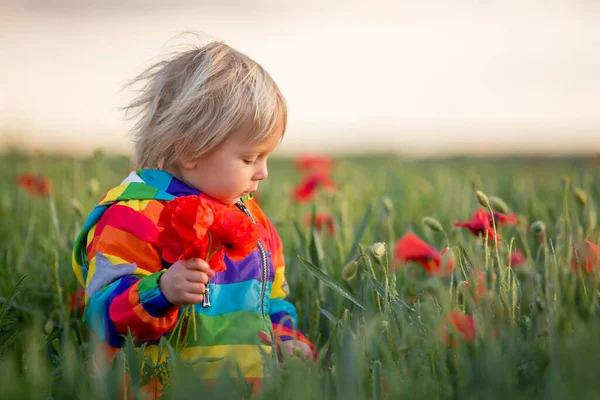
[211, 249, 275, 284]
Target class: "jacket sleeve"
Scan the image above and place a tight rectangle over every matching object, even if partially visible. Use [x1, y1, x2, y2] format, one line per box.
[82, 200, 179, 347]
[266, 218, 316, 356]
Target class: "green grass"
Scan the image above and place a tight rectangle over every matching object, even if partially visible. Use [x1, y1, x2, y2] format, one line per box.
[1, 151, 599, 399]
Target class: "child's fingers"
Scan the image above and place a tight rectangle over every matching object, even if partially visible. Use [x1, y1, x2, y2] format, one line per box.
[183, 258, 214, 277]
[279, 341, 313, 363]
[185, 282, 206, 295]
[185, 270, 210, 284]
[181, 292, 204, 305]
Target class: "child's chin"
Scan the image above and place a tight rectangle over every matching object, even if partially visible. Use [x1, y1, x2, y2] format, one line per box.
[223, 197, 241, 205]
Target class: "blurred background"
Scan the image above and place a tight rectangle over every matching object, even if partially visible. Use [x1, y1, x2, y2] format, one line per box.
[1, 0, 599, 158]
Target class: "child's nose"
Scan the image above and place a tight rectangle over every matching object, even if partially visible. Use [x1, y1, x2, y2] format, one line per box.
[253, 163, 268, 181]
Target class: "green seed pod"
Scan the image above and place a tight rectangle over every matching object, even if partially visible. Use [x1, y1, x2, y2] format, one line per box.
[587, 209, 597, 231]
[574, 188, 588, 208]
[342, 261, 359, 281]
[422, 217, 444, 233]
[382, 196, 394, 215]
[371, 242, 386, 258]
[71, 198, 85, 218]
[488, 196, 509, 214]
[475, 190, 490, 208]
[530, 220, 546, 234]
[88, 178, 100, 197]
[44, 319, 55, 335]
[379, 319, 389, 332]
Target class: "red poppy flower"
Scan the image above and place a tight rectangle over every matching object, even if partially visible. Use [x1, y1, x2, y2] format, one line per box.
[441, 310, 476, 347]
[304, 212, 335, 236]
[292, 173, 337, 202]
[486, 211, 518, 226]
[454, 208, 501, 241]
[158, 197, 259, 273]
[179, 237, 212, 263]
[509, 250, 526, 267]
[208, 208, 260, 272]
[465, 271, 497, 300]
[157, 196, 215, 264]
[16, 173, 36, 194]
[490, 211, 518, 227]
[37, 176, 53, 196]
[394, 232, 454, 275]
[170, 196, 214, 241]
[16, 173, 54, 196]
[295, 154, 335, 175]
[571, 240, 599, 273]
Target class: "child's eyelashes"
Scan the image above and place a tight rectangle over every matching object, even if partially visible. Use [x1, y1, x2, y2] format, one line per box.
[243, 159, 257, 165]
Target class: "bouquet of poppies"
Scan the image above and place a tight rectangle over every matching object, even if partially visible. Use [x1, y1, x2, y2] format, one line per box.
[158, 195, 259, 272]
[157, 195, 259, 345]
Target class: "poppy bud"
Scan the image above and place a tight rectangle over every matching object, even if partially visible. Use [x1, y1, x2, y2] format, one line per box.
[71, 198, 85, 218]
[587, 209, 597, 231]
[371, 242, 386, 258]
[475, 190, 490, 208]
[342, 261, 359, 281]
[530, 220, 546, 234]
[88, 178, 100, 197]
[379, 319, 389, 331]
[44, 319, 54, 334]
[574, 188, 588, 208]
[382, 196, 394, 215]
[488, 196, 509, 214]
[422, 217, 444, 233]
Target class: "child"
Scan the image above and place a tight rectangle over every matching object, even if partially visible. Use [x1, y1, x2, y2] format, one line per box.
[71, 40, 315, 393]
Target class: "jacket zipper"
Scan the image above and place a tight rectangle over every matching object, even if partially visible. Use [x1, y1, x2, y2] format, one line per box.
[235, 201, 274, 345]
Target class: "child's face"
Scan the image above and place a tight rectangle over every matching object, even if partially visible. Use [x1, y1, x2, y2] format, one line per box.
[179, 123, 282, 205]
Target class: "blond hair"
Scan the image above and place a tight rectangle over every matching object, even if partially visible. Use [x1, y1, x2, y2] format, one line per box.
[124, 40, 287, 169]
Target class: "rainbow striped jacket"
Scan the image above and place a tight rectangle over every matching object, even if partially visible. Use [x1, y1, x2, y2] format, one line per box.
[72, 169, 313, 382]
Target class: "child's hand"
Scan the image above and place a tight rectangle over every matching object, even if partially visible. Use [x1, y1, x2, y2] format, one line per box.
[278, 340, 314, 368]
[159, 258, 215, 305]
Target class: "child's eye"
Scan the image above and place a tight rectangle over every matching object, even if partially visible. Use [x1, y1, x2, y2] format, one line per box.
[243, 159, 257, 165]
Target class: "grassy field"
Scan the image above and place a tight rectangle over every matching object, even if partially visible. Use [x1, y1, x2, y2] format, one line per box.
[1, 151, 599, 399]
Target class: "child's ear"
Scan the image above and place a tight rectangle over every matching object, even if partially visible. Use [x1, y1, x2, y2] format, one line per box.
[181, 159, 197, 170]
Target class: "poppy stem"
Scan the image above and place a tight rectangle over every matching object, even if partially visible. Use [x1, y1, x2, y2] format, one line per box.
[208, 245, 222, 260]
[443, 232, 450, 251]
[191, 304, 197, 341]
[384, 244, 391, 316]
[170, 306, 186, 352]
[486, 205, 502, 272]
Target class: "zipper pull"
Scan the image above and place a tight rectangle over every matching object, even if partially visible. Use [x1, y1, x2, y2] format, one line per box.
[202, 281, 211, 308]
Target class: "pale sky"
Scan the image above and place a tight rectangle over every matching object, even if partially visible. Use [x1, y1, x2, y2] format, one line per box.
[1, 0, 599, 156]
